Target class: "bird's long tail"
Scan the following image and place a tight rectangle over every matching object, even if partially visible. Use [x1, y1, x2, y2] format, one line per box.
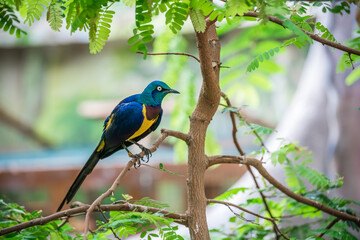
[57, 150, 101, 212]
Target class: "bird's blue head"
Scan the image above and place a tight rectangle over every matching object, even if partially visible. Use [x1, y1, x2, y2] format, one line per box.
[139, 81, 179, 106]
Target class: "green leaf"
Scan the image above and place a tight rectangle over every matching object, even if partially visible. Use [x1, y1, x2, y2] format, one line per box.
[345, 66, 360, 86]
[264, 52, 270, 60]
[89, 7, 115, 54]
[279, 16, 312, 44]
[294, 164, 331, 188]
[0, 4, 26, 37]
[123, 0, 135, 7]
[25, 0, 51, 25]
[213, 188, 248, 203]
[209, 10, 219, 21]
[189, 8, 205, 33]
[47, 2, 64, 31]
[122, 193, 133, 201]
[271, 150, 285, 166]
[133, 197, 169, 209]
[258, 54, 264, 62]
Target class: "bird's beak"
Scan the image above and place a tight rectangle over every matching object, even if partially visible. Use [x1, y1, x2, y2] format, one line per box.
[167, 89, 180, 94]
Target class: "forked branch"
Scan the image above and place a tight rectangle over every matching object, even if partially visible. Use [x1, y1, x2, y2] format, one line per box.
[220, 92, 277, 237]
[208, 199, 289, 240]
[207, 155, 360, 226]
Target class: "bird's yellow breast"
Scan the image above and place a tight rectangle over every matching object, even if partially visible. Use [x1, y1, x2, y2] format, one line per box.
[127, 104, 158, 141]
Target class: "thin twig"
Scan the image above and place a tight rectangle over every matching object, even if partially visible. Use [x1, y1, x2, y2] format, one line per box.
[318, 218, 340, 238]
[220, 92, 277, 237]
[220, 92, 245, 155]
[241, 11, 360, 56]
[141, 163, 186, 177]
[136, 51, 200, 63]
[276, 210, 320, 219]
[208, 199, 289, 240]
[57, 218, 69, 229]
[348, 52, 355, 70]
[224, 203, 257, 224]
[99, 208, 121, 240]
[220, 93, 270, 153]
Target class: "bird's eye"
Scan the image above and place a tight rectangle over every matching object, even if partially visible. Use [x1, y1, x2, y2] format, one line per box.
[156, 86, 163, 91]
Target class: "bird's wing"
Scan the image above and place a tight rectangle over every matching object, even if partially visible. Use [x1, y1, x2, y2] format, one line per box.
[103, 94, 141, 131]
[127, 109, 163, 144]
[100, 108, 163, 159]
[98, 101, 145, 153]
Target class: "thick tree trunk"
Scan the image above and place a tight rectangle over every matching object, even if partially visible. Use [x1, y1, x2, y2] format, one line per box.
[187, 22, 220, 239]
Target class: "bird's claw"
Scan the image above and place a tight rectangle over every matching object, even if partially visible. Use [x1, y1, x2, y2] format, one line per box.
[132, 154, 143, 168]
[140, 147, 152, 163]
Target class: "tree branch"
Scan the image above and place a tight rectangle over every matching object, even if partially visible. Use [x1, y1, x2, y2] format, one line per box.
[98, 208, 121, 240]
[220, 92, 245, 155]
[83, 129, 187, 238]
[161, 128, 190, 144]
[136, 51, 200, 63]
[242, 11, 360, 56]
[0, 203, 187, 236]
[318, 218, 340, 238]
[207, 155, 360, 226]
[220, 92, 279, 237]
[208, 199, 289, 240]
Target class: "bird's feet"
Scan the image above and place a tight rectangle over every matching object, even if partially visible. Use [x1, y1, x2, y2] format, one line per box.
[127, 152, 143, 168]
[129, 141, 152, 163]
[139, 146, 152, 163]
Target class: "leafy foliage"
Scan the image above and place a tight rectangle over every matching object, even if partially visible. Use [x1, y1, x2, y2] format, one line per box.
[213, 187, 248, 202]
[247, 46, 280, 72]
[47, 0, 65, 31]
[210, 140, 359, 239]
[89, 8, 114, 54]
[24, 0, 51, 25]
[0, 199, 73, 239]
[97, 210, 183, 240]
[128, 0, 154, 58]
[0, 197, 184, 239]
[165, 1, 189, 34]
[93, 197, 184, 239]
[189, 8, 205, 33]
[210, 107, 360, 239]
[0, 3, 26, 38]
[313, 0, 351, 15]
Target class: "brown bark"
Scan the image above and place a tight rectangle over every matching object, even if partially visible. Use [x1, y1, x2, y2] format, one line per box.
[186, 20, 221, 239]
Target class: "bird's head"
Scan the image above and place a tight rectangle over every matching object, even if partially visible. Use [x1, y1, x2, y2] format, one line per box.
[140, 81, 179, 106]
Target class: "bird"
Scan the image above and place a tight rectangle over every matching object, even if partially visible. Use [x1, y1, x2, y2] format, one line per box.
[57, 81, 179, 212]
